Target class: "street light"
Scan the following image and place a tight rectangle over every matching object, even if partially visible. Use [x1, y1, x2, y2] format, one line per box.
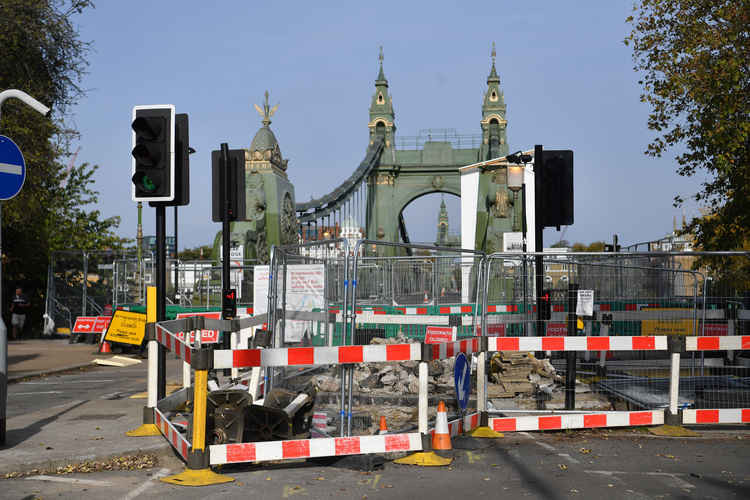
[507, 165, 524, 232]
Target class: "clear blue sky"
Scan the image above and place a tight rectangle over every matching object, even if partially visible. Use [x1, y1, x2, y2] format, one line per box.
[70, 1, 703, 250]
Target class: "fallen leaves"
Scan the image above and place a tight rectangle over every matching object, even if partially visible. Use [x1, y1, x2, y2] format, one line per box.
[3, 453, 159, 479]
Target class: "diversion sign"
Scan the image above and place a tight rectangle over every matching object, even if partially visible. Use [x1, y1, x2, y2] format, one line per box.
[103, 310, 147, 345]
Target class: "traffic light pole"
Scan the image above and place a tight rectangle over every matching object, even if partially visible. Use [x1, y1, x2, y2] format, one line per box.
[156, 205, 167, 400]
[534, 145, 545, 339]
[220, 144, 232, 366]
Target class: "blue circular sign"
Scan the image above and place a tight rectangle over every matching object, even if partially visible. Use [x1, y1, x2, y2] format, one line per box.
[454, 352, 471, 411]
[0, 135, 25, 200]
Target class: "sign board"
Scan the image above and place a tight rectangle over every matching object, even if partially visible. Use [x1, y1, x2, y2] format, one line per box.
[72, 316, 97, 333]
[103, 309, 147, 345]
[254, 264, 325, 343]
[641, 308, 694, 336]
[576, 289, 594, 316]
[93, 316, 112, 333]
[454, 352, 471, 411]
[546, 323, 568, 336]
[221, 244, 245, 299]
[476, 322, 506, 337]
[502, 232, 523, 253]
[174, 311, 221, 344]
[702, 323, 728, 336]
[425, 326, 455, 344]
[0, 135, 26, 200]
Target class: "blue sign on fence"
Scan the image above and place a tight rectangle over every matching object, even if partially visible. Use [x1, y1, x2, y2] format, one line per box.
[454, 352, 471, 411]
[0, 135, 25, 200]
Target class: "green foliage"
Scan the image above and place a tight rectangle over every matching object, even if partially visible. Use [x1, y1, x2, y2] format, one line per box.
[571, 241, 606, 252]
[626, 0, 750, 250]
[179, 245, 214, 261]
[1, 0, 128, 330]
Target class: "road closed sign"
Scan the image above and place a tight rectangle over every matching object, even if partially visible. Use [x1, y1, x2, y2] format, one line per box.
[104, 309, 147, 345]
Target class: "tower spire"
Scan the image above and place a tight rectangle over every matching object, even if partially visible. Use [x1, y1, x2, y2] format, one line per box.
[377, 45, 387, 83]
[488, 41, 499, 82]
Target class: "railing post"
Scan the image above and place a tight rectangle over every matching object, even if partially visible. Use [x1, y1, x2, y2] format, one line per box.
[666, 335, 684, 426]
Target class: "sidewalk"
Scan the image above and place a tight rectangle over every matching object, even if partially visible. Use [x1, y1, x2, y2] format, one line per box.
[7, 338, 112, 380]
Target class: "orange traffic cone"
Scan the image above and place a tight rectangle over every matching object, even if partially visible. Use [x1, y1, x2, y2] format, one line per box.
[423, 292, 429, 303]
[431, 401, 452, 452]
[99, 341, 112, 353]
[378, 415, 388, 434]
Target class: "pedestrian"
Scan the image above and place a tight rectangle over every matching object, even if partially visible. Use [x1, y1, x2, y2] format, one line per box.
[10, 286, 30, 340]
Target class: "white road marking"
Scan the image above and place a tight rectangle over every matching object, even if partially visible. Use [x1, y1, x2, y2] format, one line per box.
[12, 391, 63, 395]
[533, 441, 556, 452]
[25, 475, 112, 486]
[585, 470, 694, 490]
[18, 379, 115, 385]
[119, 467, 171, 500]
[558, 453, 580, 464]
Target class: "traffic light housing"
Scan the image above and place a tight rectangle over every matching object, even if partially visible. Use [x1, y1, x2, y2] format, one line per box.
[172, 113, 190, 206]
[211, 148, 246, 221]
[539, 290, 552, 320]
[222, 288, 237, 319]
[540, 150, 574, 229]
[131, 105, 175, 203]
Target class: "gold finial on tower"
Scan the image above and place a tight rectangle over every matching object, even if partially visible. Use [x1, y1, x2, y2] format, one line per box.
[254, 90, 278, 127]
[491, 41, 496, 64]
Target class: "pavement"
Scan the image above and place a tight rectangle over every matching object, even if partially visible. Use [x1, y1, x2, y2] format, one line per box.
[2, 338, 176, 476]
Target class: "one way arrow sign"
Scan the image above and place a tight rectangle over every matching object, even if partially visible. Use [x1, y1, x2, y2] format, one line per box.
[0, 135, 25, 201]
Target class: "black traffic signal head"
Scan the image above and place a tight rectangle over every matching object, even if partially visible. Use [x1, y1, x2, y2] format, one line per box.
[539, 290, 552, 320]
[540, 150, 574, 229]
[131, 105, 175, 202]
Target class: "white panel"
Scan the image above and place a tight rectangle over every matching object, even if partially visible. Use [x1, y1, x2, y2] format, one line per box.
[561, 414, 584, 429]
[359, 435, 386, 454]
[408, 433, 423, 451]
[722, 337, 743, 350]
[685, 337, 698, 351]
[721, 408, 742, 423]
[565, 337, 587, 351]
[605, 413, 629, 427]
[261, 349, 289, 367]
[653, 336, 668, 350]
[652, 410, 664, 425]
[410, 343, 422, 360]
[314, 347, 338, 365]
[608, 337, 630, 350]
[514, 417, 539, 432]
[255, 441, 283, 461]
[519, 338, 543, 351]
[209, 445, 227, 465]
[309, 438, 336, 457]
[362, 345, 387, 362]
[213, 350, 233, 369]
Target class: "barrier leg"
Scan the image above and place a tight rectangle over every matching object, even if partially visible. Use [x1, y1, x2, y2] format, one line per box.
[182, 361, 191, 389]
[394, 362, 452, 466]
[470, 351, 503, 438]
[649, 336, 697, 436]
[127, 286, 160, 437]
[162, 367, 234, 486]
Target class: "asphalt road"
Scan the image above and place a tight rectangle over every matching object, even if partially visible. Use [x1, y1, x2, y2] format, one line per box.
[3, 360, 750, 499]
[6, 358, 185, 419]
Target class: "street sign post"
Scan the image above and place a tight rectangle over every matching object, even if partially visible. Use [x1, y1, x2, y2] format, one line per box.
[0, 135, 25, 201]
[454, 352, 471, 412]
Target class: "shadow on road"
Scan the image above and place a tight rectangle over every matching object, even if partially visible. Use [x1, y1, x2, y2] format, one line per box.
[1, 400, 87, 449]
[8, 353, 40, 365]
[489, 443, 564, 500]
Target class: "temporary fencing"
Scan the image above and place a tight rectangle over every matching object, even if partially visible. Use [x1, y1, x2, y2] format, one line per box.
[125, 247, 750, 486]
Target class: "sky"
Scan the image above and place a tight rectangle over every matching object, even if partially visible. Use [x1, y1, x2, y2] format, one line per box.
[69, 0, 704, 251]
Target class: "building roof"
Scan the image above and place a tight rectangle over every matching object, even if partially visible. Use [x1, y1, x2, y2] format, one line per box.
[250, 125, 279, 153]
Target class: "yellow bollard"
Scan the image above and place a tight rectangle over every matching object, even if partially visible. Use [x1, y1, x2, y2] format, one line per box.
[127, 286, 160, 437]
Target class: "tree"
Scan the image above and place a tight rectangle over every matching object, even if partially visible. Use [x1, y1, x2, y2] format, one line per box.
[571, 241, 606, 252]
[179, 245, 215, 261]
[1, 1, 127, 331]
[626, 1, 750, 250]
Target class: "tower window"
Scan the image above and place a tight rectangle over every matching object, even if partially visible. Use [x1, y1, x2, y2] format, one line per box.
[377, 92, 384, 104]
[375, 121, 386, 138]
[490, 90, 498, 102]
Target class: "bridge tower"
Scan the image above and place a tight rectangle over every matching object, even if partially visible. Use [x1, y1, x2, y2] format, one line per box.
[480, 42, 509, 161]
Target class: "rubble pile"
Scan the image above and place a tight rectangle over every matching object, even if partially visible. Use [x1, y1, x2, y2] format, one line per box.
[488, 351, 560, 398]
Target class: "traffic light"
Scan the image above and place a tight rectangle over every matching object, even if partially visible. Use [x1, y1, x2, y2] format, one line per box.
[131, 105, 175, 203]
[222, 288, 237, 319]
[211, 148, 246, 221]
[172, 113, 190, 206]
[539, 290, 552, 320]
[540, 150, 574, 229]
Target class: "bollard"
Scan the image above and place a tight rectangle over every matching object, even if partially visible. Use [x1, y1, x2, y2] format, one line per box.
[469, 350, 503, 438]
[126, 287, 160, 437]
[394, 361, 452, 466]
[665, 335, 684, 426]
[161, 347, 234, 486]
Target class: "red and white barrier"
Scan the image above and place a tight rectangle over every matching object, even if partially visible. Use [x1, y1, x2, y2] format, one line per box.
[682, 409, 750, 424]
[427, 338, 481, 360]
[488, 336, 667, 352]
[155, 408, 190, 460]
[155, 324, 192, 363]
[209, 433, 422, 465]
[430, 412, 480, 438]
[486, 305, 518, 313]
[686, 336, 750, 351]
[489, 410, 664, 432]
[213, 343, 421, 369]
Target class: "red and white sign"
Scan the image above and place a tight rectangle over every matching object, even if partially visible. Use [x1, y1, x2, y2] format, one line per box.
[175, 312, 221, 344]
[73, 316, 97, 333]
[545, 323, 568, 336]
[477, 323, 506, 337]
[93, 316, 112, 332]
[425, 326, 455, 344]
[701, 323, 728, 336]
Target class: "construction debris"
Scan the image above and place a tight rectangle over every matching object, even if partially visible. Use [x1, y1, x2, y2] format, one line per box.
[92, 355, 141, 367]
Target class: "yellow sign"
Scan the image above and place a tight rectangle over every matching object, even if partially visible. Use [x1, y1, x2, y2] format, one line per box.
[104, 310, 147, 345]
[641, 307, 695, 336]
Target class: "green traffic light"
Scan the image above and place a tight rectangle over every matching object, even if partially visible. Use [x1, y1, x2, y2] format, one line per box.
[141, 175, 156, 192]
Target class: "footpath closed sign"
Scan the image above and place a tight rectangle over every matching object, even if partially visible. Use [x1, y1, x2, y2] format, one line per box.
[104, 310, 147, 345]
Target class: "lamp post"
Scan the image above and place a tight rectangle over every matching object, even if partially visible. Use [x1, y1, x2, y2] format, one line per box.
[507, 164, 527, 335]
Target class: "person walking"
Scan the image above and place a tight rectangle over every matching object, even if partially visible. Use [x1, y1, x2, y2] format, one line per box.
[10, 286, 30, 340]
